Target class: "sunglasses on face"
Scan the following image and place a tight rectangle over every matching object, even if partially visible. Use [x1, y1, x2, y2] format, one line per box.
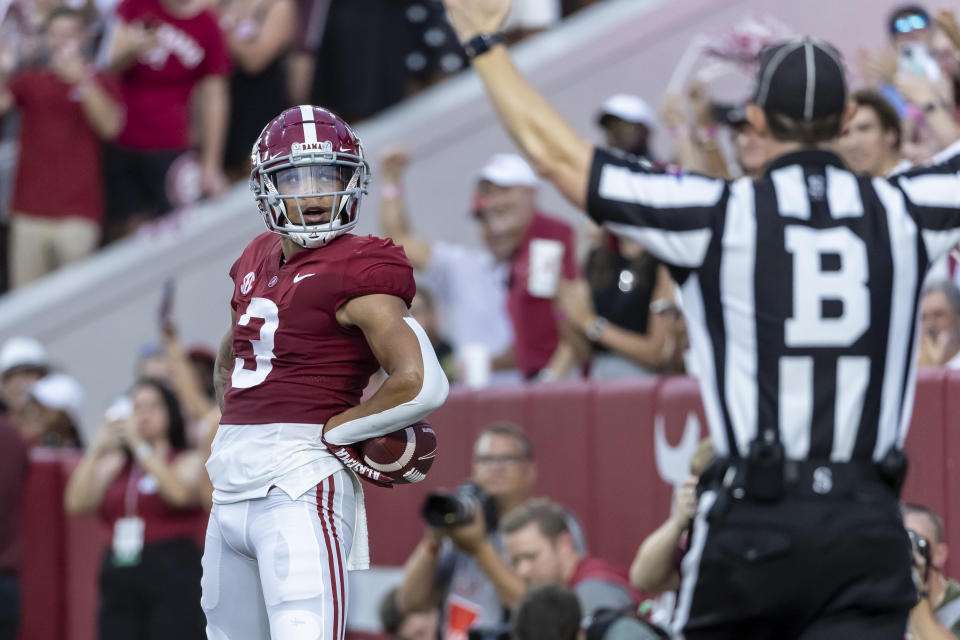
[892, 13, 929, 35]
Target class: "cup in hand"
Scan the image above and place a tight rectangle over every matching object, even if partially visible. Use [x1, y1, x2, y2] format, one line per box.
[461, 343, 492, 389]
[527, 238, 564, 298]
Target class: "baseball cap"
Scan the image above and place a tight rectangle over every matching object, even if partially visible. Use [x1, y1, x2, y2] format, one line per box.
[0, 336, 49, 377]
[596, 94, 658, 129]
[29, 373, 85, 426]
[476, 153, 539, 188]
[753, 37, 847, 122]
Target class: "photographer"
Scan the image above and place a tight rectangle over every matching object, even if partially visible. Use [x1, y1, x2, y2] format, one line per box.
[501, 499, 638, 620]
[904, 503, 960, 639]
[397, 422, 584, 639]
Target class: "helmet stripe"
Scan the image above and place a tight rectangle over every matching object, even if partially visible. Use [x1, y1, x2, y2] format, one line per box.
[299, 105, 318, 144]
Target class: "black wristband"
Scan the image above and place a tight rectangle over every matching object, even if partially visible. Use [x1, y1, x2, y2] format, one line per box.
[463, 32, 505, 59]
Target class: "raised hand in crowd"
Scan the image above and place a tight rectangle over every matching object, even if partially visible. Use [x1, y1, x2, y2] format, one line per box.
[109, 20, 159, 71]
[91, 418, 128, 456]
[856, 46, 898, 88]
[381, 146, 411, 188]
[917, 329, 960, 367]
[895, 71, 960, 149]
[934, 8, 960, 53]
[49, 39, 86, 84]
[671, 475, 698, 529]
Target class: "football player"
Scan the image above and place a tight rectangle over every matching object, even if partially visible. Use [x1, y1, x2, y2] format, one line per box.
[201, 105, 449, 640]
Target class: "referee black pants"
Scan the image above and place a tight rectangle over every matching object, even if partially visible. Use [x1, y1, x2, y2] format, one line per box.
[673, 479, 915, 639]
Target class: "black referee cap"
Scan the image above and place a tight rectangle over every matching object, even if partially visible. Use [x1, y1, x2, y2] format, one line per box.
[753, 37, 847, 121]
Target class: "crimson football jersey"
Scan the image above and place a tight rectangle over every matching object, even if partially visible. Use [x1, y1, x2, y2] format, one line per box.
[220, 232, 415, 426]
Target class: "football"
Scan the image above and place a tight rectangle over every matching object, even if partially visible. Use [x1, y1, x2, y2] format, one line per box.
[361, 420, 437, 484]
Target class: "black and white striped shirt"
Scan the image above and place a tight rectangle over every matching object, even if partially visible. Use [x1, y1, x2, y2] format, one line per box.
[587, 143, 960, 463]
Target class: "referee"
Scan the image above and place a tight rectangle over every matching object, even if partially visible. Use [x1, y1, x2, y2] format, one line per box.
[442, 2, 960, 638]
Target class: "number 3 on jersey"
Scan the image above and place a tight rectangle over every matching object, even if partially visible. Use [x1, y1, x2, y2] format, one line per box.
[232, 297, 279, 388]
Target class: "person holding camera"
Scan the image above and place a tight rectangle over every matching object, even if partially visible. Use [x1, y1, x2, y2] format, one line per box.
[904, 503, 960, 639]
[397, 422, 584, 640]
[64, 378, 208, 640]
[501, 499, 639, 619]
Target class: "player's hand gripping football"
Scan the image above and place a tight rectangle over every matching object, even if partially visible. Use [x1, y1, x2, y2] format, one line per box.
[322, 438, 394, 489]
[442, 0, 512, 42]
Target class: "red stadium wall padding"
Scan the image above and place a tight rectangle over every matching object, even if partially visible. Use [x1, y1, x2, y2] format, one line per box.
[902, 369, 949, 531]
[19, 452, 67, 640]
[524, 382, 596, 538]
[18, 374, 960, 639]
[938, 371, 960, 578]
[60, 456, 110, 640]
[589, 377, 663, 564]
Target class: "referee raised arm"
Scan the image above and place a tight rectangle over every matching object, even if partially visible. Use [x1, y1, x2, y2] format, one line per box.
[443, 1, 960, 638]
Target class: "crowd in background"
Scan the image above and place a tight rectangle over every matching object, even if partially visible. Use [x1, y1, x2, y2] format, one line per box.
[0, 0, 604, 291]
[3, 1, 960, 639]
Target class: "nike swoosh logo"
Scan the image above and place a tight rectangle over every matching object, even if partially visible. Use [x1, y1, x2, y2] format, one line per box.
[293, 273, 315, 283]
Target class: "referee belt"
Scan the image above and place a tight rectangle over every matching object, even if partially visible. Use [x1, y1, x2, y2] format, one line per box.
[699, 455, 904, 501]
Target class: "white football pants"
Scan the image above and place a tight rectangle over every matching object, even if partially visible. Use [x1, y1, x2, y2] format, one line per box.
[202, 470, 356, 640]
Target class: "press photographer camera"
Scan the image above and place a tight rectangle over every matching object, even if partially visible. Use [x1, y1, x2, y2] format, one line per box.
[397, 422, 558, 639]
[909, 528, 933, 585]
[904, 503, 960, 638]
[422, 482, 499, 532]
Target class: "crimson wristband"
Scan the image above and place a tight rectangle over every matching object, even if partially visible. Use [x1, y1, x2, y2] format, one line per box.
[464, 32, 505, 59]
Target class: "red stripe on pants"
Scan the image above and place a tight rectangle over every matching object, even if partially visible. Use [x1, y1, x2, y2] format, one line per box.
[327, 475, 346, 640]
[317, 479, 341, 639]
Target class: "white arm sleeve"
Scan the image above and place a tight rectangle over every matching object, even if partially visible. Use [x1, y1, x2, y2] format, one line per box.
[323, 317, 450, 446]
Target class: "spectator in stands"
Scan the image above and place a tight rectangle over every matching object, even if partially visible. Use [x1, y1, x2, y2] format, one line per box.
[0, 413, 27, 640]
[839, 89, 906, 176]
[556, 238, 681, 378]
[102, 0, 230, 242]
[501, 498, 639, 619]
[629, 438, 715, 595]
[309, 0, 407, 122]
[21, 373, 84, 448]
[903, 503, 960, 638]
[513, 584, 580, 640]
[379, 586, 439, 640]
[219, 0, 295, 179]
[0, 6, 122, 288]
[918, 280, 960, 367]
[554, 95, 683, 379]
[410, 288, 457, 383]
[64, 378, 207, 640]
[0, 336, 50, 434]
[397, 421, 585, 640]
[596, 94, 657, 159]
[402, 1, 467, 95]
[284, 0, 325, 104]
[380, 149, 578, 383]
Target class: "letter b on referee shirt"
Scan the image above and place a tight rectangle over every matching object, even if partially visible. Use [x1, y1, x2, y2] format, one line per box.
[784, 226, 869, 347]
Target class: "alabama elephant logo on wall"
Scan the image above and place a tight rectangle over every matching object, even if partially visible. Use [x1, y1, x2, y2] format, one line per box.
[653, 411, 703, 487]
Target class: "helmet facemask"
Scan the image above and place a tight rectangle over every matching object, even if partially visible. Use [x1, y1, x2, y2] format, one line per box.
[252, 143, 369, 248]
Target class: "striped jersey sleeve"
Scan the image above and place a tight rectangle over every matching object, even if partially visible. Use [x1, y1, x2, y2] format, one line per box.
[586, 147, 728, 268]
[889, 139, 960, 262]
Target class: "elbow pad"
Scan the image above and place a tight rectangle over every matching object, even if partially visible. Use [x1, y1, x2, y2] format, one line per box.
[323, 317, 449, 445]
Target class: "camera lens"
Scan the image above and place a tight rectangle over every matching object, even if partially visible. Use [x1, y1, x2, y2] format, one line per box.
[422, 492, 476, 528]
